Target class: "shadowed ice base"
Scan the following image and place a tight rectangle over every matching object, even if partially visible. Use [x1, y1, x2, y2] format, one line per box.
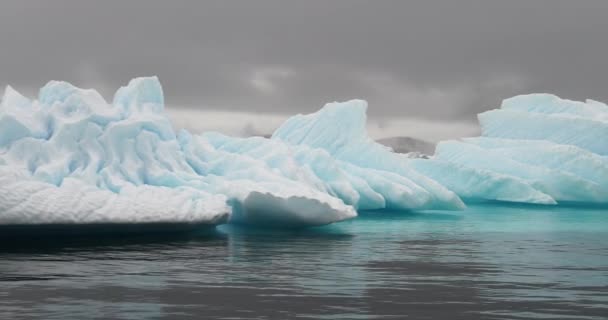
[0, 222, 220, 238]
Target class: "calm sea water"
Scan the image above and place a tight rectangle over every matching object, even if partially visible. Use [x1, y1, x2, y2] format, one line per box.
[0, 204, 607, 320]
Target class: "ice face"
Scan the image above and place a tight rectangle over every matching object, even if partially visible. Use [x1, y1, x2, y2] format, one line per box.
[0, 77, 355, 227]
[434, 140, 608, 203]
[463, 137, 608, 189]
[410, 159, 557, 205]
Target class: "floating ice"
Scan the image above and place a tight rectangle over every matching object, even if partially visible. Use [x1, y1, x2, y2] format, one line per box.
[422, 94, 608, 205]
[2, 78, 604, 228]
[272, 100, 465, 210]
[479, 94, 608, 156]
[0, 77, 355, 227]
[198, 132, 460, 211]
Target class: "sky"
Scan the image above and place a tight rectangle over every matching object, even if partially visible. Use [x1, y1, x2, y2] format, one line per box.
[1, 1, 607, 141]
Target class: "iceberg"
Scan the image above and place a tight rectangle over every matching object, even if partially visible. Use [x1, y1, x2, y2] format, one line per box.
[0, 78, 469, 230]
[197, 132, 451, 210]
[420, 94, 608, 205]
[2, 77, 604, 229]
[434, 141, 608, 203]
[0, 77, 355, 227]
[479, 94, 608, 155]
[272, 100, 465, 210]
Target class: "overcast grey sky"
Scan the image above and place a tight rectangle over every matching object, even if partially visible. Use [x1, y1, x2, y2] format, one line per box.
[1, 1, 607, 140]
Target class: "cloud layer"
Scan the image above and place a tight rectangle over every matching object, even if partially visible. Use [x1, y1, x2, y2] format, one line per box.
[1, 1, 607, 140]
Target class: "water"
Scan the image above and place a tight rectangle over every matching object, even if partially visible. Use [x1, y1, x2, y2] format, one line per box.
[0, 204, 607, 320]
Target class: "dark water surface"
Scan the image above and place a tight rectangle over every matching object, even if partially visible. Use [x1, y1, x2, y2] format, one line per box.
[1, 204, 607, 319]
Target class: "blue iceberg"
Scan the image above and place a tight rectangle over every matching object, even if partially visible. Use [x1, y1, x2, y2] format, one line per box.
[420, 94, 608, 205]
[1, 77, 605, 229]
[271, 100, 465, 211]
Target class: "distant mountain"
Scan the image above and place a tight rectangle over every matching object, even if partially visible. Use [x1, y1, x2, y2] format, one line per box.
[376, 136, 436, 155]
[255, 134, 436, 156]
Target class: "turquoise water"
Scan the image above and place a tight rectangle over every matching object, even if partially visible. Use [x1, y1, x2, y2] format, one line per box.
[0, 204, 607, 319]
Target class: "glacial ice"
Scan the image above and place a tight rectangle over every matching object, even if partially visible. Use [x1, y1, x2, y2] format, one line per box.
[423, 94, 608, 205]
[433, 141, 608, 203]
[409, 159, 558, 205]
[1, 77, 605, 228]
[272, 100, 465, 211]
[478, 94, 608, 156]
[0, 166, 230, 225]
[0, 77, 356, 227]
[198, 131, 463, 211]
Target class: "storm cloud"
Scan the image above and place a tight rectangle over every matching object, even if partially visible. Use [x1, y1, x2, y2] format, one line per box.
[1, 1, 607, 140]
